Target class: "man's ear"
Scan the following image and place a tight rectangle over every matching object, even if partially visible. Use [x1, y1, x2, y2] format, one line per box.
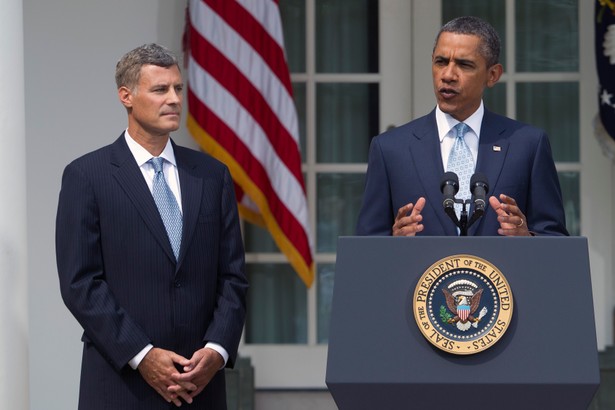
[486, 63, 503, 88]
[118, 86, 133, 108]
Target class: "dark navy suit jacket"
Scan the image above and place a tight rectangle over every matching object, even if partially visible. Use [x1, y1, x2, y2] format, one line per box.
[356, 109, 568, 236]
[56, 134, 248, 409]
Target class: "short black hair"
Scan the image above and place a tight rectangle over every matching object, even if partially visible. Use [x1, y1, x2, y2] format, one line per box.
[434, 16, 501, 67]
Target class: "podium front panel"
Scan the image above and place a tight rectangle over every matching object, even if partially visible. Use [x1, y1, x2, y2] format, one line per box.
[326, 236, 599, 410]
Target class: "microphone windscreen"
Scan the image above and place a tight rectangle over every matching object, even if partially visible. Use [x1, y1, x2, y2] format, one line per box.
[470, 172, 489, 194]
[440, 172, 459, 194]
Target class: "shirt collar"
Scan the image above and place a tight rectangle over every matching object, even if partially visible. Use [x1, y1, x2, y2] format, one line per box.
[436, 101, 484, 142]
[124, 129, 177, 168]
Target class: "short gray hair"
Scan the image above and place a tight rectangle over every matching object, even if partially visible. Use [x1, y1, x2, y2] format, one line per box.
[115, 43, 179, 89]
[434, 16, 501, 68]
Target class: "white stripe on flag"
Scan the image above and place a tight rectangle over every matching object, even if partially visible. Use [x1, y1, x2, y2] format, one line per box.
[236, 0, 285, 49]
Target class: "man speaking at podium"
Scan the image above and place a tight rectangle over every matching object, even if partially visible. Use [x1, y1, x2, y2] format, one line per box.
[356, 16, 568, 237]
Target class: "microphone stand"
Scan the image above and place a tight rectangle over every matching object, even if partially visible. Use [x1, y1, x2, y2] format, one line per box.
[442, 173, 489, 236]
[457, 199, 470, 236]
[467, 205, 485, 228]
[444, 199, 481, 236]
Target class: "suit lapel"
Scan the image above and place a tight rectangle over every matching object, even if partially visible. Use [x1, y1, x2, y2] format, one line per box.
[470, 110, 510, 235]
[110, 135, 176, 262]
[408, 112, 457, 235]
[174, 144, 202, 271]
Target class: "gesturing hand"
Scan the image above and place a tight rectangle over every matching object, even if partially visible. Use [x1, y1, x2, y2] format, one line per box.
[138, 347, 197, 407]
[392, 197, 426, 236]
[489, 194, 531, 236]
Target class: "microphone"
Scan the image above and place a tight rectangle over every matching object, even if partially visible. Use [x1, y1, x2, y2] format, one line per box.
[470, 172, 489, 212]
[440, 172, 459, 210]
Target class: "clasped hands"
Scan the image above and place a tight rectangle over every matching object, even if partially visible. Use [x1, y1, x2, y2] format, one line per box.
[392, 194, 530, 237]
[138, 346, 224, 407]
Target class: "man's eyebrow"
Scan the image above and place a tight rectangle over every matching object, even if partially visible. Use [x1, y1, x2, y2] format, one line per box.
[453, 57, 475, 65]
[433, 55, 476, 65]
[151, 82, 183, 89]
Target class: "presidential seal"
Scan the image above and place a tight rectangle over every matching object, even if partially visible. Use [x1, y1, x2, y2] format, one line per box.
[412, 255, 513, 355]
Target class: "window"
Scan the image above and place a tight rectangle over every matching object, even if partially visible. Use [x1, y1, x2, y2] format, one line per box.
[240, 0, 381, 388]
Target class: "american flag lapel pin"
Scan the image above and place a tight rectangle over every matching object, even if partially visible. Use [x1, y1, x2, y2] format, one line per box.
[493, 145, 501, 152]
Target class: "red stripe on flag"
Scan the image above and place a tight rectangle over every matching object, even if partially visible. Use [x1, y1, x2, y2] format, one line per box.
[189, 29, 304, 187]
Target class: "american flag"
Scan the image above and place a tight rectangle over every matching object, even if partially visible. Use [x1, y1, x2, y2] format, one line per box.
[185, 0, 314, 286]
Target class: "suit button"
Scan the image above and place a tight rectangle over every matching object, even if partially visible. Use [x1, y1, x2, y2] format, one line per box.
[174, 281, 181, 288]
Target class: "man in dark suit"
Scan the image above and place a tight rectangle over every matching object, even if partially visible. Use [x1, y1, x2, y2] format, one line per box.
[56, 43, 248, 409]
[356, 16, 568, 237]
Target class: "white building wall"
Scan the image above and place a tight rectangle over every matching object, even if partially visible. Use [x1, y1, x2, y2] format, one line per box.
[1, 0, 29, 408]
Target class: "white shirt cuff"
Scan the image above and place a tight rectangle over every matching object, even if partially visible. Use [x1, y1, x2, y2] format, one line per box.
[129, 344, 153, 370]
[205, 342, 229, 369]
[128, 343, 228, 370]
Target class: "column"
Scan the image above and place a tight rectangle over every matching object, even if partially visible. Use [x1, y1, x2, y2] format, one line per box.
[0, 0, 29, 407]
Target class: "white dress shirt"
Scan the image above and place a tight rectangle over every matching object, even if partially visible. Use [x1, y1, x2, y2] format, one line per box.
[436, 101, 485, 170]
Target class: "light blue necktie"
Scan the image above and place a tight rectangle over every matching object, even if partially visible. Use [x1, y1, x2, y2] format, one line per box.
[446, 123, 474, 218]
[150, 157, 182, 260]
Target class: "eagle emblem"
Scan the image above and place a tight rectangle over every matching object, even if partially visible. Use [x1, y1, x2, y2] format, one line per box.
[413, 255, 513, 354]
[441, 279, 488, 331]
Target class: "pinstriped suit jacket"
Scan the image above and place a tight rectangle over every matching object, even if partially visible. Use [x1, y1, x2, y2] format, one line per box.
[356, 109, 569, 236]
[56, 134, 248, 409]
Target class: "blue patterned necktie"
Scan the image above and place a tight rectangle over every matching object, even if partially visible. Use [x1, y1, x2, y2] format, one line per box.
[150, 157, 182, 260]
[446, 123, 474, 218]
